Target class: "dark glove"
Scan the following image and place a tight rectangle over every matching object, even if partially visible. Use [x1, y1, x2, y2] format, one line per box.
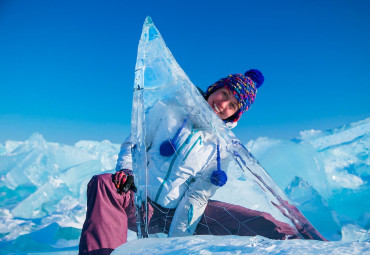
[112, 169, 137, 194]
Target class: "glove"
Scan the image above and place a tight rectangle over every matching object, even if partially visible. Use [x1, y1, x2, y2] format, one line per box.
[112, 169, 137, 194]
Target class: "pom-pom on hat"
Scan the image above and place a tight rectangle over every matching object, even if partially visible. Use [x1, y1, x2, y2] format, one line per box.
[204, 69, 264, 123]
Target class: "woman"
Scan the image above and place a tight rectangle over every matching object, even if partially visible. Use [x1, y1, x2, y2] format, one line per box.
[79, 69, 324, 255]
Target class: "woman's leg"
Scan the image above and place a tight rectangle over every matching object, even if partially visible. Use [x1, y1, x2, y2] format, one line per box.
[195, 200, 300, 240]
[139, 200, 297, 239]
[79, 173, 135, 255]
[146, 200, 175, 235]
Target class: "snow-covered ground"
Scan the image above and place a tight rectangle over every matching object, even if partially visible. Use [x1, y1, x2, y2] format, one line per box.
[0, 118, 369, 254]
[114, 235, 370, 255]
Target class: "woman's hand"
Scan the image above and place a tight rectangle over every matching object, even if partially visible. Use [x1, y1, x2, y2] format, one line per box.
[112, 170, 137, 194]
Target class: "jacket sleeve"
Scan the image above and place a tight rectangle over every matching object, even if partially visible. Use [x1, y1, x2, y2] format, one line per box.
[168, 148, 231, 237]
[115, 134, 133, 172]
[115, 101, 163, 173]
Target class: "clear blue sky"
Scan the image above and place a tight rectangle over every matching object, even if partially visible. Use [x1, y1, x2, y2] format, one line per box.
[1, 0, 369, 145]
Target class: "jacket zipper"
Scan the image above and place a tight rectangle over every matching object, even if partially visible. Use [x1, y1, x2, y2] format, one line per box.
[182, 135, 202, 162]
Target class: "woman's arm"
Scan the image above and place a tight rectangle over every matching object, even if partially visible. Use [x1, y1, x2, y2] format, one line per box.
[115, 134, 134, 172]
[115, 100, 167, 173]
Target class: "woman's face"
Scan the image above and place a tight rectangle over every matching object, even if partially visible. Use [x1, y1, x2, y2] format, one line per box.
[207, 87, 239, 120]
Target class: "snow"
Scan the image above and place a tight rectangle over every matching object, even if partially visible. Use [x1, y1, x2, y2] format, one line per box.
[113, 235, 370, 255]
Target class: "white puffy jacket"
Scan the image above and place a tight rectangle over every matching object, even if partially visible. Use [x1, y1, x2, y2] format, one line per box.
[116, 100, 231, 237]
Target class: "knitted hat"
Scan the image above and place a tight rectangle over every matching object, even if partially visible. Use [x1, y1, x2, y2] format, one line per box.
[204, 69, 264, 123]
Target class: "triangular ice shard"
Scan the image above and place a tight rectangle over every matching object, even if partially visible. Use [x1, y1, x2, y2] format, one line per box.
[130, 17, 325, 240]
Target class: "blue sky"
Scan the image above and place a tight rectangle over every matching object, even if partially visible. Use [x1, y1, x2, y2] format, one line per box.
[1, 0, 369, 145]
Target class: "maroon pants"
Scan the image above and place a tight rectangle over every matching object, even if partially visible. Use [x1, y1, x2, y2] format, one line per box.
[79, 173, 318, 255]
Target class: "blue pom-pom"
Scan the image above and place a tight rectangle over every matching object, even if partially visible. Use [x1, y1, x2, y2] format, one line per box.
[210, 169, 228, 187]
[160, 140, 176, 157]
[245, 69, 264, 88]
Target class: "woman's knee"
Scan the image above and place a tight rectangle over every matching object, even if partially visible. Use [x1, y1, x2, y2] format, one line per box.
[88, 173, 113, 189]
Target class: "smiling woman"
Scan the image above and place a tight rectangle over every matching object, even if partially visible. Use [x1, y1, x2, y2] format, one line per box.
[78, 17, 327, 254]
[204, 69, 264, 124]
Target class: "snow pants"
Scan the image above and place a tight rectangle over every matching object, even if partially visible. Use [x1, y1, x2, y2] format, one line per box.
[79, 173, 322, 255]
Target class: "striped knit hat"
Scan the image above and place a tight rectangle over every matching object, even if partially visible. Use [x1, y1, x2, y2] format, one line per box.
[204, 69, 264, 123]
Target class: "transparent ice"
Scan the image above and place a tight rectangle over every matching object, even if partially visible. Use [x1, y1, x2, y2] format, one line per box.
[248, 117, 370, 240]
[0, 122, 369, 253]
[0, 134, 119, 253]
[130, 17, 324, 240]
